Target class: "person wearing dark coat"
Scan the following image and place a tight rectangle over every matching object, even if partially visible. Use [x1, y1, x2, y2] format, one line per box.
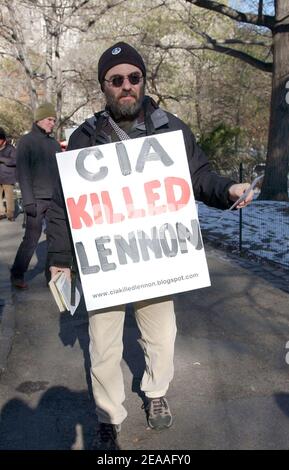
[10, 102, 61, 289]
[46, 42, 254, 449]
[0, 127, 16, 221]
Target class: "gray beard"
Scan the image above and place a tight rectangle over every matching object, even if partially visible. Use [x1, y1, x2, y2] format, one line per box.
[105, 89, 144, 122]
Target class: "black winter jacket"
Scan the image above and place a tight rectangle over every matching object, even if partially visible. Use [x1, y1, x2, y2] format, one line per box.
[16, 123, 61, 206]
[47, 96, 235, 268]
[0, 143, 16, 185]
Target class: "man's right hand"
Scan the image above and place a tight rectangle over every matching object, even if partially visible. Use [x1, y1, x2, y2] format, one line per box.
[24, 203, 37, 217]
[50, 266, 71, 281]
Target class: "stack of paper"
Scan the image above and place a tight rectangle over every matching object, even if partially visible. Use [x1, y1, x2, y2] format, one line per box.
[49, 272, 80, 315]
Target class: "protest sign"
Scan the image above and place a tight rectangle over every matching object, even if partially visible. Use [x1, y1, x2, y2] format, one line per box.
[56, 130, 211, 310]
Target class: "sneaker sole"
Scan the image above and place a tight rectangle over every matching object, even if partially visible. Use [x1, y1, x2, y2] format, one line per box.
[148, 419, 173, 431]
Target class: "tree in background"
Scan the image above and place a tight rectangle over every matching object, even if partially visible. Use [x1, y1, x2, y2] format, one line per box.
[139, 1, 270, 184]
[0, 0, 127, 138]
[0, 0, 276, 194]
[182, 0, 288, 200]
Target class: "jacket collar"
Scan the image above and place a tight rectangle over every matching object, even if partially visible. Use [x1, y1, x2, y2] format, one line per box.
[134, 106, 168, 131]
[32, 122, 51, 137]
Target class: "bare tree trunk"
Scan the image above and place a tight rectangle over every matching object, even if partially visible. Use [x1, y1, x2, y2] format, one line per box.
[195, 61, 203, 134]
[55, 33, 63, 140]
[259, 0, 289, 200]
[45, 18, 54, 102]
[5, 0, 38, 112]
[42, 0, 62, 138]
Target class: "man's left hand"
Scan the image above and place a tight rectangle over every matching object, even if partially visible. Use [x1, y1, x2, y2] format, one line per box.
[228, 183, 254, 209]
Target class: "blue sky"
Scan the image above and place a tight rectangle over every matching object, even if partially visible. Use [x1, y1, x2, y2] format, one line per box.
[229, 1, 274, 15]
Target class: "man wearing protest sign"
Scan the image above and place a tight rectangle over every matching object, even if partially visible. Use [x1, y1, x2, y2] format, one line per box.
[47, 42, 253, 450]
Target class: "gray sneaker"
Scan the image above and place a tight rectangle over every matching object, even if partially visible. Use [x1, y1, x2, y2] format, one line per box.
[92, 422, 121, 450]
[145, 397, 173, 430]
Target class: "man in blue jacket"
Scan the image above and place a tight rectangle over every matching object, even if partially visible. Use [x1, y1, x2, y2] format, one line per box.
[11, 103, 61, 289]
[0, 127, 16, 221]
[47, 43, 253, 450]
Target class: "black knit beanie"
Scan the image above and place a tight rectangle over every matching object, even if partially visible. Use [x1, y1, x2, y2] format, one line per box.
[98, 42, 146, 88]
[0, 127, 6, 140]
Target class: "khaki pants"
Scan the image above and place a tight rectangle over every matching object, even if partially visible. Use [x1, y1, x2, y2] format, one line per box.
[0, 184, 14, 218]
[88, 296, 177, 425]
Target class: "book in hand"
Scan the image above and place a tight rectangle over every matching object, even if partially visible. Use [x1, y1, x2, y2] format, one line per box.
[49, 271, 80, 315]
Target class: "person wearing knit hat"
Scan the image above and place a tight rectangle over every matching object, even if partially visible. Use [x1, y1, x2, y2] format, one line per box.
[34, 102, 57, 123]
[97, 42, 147, 123]
[0, 127, 16, 221]
[10, 101, 61, 289]
[47, 41, 254, 450]
[98, 42, 146, 89]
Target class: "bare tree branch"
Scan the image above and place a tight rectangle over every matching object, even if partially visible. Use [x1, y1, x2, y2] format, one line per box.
[213, 39, 269, 46]
[154, 40, 272, 73]
[0, 51, 18, 59]
[58, 98, 91, 127]
[258, 0, 264, 21]
[185, 0, 275, 29]
[0, 92, 32, 112]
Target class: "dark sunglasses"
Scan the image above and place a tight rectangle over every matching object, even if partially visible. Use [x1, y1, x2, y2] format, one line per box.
[104, 72, 143, 88]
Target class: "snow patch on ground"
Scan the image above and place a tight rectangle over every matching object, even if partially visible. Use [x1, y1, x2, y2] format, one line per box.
[197, 200, 289, 269]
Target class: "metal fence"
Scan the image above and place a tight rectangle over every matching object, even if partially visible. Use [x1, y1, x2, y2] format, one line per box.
[8, 171, 289, 271]
[197, 164, 289, 271]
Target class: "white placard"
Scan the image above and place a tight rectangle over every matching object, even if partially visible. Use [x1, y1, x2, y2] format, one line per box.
[56, 130, 211, 310]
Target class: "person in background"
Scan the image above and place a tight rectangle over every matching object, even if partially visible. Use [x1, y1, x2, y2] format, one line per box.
[47, 42, 254, 450]
[0, 127, 16, 222]
[10, 102, 61, 289]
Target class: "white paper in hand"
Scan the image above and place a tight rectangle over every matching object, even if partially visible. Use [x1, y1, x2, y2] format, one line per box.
[217, 175, 264, 223]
